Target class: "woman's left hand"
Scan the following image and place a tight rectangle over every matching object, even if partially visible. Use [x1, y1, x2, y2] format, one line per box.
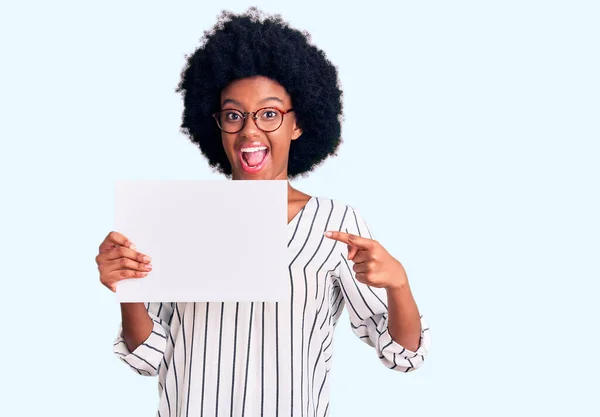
[325, 231, 408, 290]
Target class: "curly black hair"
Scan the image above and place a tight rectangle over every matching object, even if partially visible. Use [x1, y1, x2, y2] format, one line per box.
[176, 8, 344, 178]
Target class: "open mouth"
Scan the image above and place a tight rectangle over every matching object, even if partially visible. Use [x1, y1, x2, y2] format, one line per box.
[240, 146, 269, 172]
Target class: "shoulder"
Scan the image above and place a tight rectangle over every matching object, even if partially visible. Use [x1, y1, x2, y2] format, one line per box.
[315, 196, 374, 238]
[311, 195, 355, 212]
[311, 196, 366, 228]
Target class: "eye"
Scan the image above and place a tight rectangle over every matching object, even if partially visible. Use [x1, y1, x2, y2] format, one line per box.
[224, 111, 242, 122]
[260, 109, 279, 119]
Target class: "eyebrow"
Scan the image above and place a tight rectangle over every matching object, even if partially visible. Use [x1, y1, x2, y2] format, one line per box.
[260, 96, 284, 105]
[221, 98, 242, 108]
[221, 96, 285, 108]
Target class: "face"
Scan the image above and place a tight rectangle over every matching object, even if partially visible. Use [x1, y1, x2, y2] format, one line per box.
[218, 76, 302, 180]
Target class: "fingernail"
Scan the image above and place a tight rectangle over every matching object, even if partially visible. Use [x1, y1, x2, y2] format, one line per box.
[130, 244, 137, 251]
[146, 264, 153, 270]
[324, 232, 332, 237]
[143, 255, 152, 263]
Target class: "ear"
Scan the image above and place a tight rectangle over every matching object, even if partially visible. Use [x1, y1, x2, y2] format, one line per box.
[291, 121, 303, 141]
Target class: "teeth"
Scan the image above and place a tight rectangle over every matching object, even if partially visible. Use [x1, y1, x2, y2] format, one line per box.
[241, 146, 267, 153]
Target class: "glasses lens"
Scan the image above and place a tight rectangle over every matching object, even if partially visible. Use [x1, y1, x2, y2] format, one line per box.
[255, 108, 283, 132]
[218, 109, 244, 133]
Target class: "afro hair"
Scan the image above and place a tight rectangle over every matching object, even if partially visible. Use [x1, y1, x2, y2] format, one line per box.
[176, 7, 344, 178]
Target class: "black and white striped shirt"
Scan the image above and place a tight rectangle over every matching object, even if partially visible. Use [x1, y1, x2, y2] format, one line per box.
[113, 196, 431, 417]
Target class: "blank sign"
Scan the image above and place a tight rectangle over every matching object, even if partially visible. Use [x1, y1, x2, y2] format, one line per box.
[114, 180, 288, 302]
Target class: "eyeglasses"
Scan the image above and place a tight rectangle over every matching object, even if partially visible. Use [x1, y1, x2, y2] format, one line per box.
[212, 107, 295, 134]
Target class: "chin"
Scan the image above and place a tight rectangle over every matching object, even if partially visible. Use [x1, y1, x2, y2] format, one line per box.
[234, 170, 275, 181]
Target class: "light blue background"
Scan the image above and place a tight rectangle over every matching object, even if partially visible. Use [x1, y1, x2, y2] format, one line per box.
[1, 1, 598, 416]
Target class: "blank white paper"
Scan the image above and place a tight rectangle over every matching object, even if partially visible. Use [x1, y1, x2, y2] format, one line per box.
[114, 180, 288, 302]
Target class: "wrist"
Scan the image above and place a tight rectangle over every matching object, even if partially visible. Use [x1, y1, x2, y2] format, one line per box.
[385, 279, 410, 294]
[385, 262, 409, 292]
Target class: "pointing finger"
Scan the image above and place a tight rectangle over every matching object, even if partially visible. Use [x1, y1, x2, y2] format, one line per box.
[324, 231, 373, 249]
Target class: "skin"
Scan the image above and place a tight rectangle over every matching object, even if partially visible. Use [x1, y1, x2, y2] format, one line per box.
[324, 231, 422, 351]
[96, 75, 422, 353]
[218, 76, 310, 222]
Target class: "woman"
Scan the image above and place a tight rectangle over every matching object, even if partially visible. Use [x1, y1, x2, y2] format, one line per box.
[96, 8, 431, 417]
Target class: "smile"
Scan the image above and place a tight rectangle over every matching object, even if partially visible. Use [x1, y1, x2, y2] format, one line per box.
[239, 146, 269, 173]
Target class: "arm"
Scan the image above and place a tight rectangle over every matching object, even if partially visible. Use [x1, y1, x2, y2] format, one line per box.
[113, 302, 174, 376]
[121, 303, 153, 351]
[95, 231, 171, 376]
[327, 208, 431, 372]
[386, 277, 422, 352]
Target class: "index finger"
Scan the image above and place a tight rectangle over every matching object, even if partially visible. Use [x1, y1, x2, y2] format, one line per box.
[324, 231, 372, 248]
[99, 231, 135, 252]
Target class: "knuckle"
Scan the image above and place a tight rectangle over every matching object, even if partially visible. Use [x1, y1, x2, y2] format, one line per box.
[119, 257, 128, 267]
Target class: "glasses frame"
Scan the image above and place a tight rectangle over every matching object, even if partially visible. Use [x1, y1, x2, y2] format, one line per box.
[212, 107, 295, 134]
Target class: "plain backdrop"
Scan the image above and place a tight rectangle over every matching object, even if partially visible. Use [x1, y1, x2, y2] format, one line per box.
[1, 1, 598, 416]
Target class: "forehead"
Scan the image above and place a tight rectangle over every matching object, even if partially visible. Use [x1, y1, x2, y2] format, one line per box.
[220, 75, 291, 107]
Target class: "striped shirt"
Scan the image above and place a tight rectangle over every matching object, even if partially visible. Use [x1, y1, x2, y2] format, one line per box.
[113, 196, 431, 417]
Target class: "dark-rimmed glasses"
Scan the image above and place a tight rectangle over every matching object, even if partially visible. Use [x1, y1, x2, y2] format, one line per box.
[212, 107, 294, 134]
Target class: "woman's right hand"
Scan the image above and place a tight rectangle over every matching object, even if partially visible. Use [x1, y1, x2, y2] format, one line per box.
[96, 231, 153, 292]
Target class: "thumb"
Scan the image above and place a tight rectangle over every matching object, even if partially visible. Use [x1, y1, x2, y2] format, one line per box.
[347, 244, 359, 260]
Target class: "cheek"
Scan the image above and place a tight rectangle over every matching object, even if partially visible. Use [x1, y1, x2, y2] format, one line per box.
[271, 123, 296, 148]
[269, 132, 293, 157]
[221, 134, 235, 152]
[220, 135, 238, 164]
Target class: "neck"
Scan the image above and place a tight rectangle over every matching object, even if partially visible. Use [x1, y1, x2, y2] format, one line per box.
[287, 181, 298, 201]
[230, 169, 303, 202]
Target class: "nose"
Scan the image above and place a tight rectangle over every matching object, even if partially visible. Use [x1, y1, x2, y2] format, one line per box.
[239, 113, 261, 138]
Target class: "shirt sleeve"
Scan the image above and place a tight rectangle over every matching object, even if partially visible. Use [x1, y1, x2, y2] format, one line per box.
[112, 302, 174, 376]
[334, 207, 431, 372]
